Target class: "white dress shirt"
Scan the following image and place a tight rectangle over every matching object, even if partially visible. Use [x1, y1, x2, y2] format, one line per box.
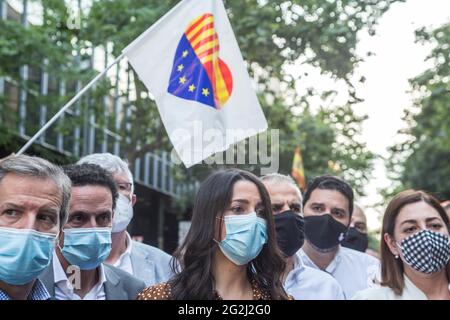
[284, 255, 345, 300]
[298, 246, 380, 299]
[111, 232, 133, 275]
[352, 276, 449, 300]
[53, 255, 107, 300]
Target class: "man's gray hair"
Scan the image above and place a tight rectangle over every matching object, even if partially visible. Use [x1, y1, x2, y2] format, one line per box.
[77, 153, 134, 191]
[0, 155, 71, 228]
[261, 173, 303, 203]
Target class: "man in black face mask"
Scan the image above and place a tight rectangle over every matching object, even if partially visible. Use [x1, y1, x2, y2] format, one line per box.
[298, 175, 380, 299]
[262, 174, 344, 300]
[341, 204, 369, 252]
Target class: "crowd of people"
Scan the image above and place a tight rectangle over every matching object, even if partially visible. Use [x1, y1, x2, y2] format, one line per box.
[0, 154, 448, 300]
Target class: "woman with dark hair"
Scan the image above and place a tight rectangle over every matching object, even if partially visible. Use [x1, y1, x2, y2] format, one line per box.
[353, 190, 450, 300]
[137, 169, 290, 300]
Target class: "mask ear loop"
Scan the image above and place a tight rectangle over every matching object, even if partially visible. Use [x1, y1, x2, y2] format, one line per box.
[56, 229, 65, 251]
[213, 216, 225, 245]
[394, 237, 403, 260]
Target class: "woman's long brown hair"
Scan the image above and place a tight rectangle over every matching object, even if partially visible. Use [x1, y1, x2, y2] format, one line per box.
[169, 169, 289, 300]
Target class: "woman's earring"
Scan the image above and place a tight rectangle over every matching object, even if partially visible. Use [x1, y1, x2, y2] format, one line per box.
[394, 254, 399, 259]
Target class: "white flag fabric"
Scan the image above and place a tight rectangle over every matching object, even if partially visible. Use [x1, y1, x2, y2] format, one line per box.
[123, 0, 268, 167]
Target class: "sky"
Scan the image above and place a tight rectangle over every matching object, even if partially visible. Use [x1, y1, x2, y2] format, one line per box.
[290, 0, 450, 231]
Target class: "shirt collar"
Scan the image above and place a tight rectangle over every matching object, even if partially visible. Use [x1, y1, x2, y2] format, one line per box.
[53, 252, 107, 288]
[298, 246, 342, 275]
[113, 232, 133, 267]
[285, 254, 306, 284]
[124, 232, 133, 256]
[324, 246, 342, 274]
[0, 279, 51, 300]
[293, 253, 305, 270]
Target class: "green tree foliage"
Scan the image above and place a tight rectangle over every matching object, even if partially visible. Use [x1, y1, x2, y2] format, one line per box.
[387, 23, 450, 200]
[0, 0, 399, 196]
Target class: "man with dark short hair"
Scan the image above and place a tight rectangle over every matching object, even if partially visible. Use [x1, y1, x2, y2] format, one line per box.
[262, 173, 345, 300]
[77, 153, 173, 286]
[298, 175, 380, 299]
[39, 164, 145, 300]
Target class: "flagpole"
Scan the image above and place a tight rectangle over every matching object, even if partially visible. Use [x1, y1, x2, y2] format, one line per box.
[16, 52, 125, 155]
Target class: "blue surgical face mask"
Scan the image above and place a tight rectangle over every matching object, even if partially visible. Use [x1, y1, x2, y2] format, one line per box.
[0, 226, 57, 285]
[60, 227, 112, 270]
[216, 212, 268, 266]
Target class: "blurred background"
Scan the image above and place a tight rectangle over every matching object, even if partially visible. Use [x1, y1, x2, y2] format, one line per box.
[1, 0, 449, 254]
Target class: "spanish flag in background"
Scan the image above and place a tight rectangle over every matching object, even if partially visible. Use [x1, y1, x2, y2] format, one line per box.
[292, 146, 306, 191]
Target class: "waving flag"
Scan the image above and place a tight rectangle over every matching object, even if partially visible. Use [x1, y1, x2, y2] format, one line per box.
[292, 146, 306, 191]
[167, 13, 233, 109]
[123, 0, 267, 167]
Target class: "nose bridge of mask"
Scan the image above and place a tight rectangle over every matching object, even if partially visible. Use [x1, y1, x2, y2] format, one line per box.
[116, 193, 132, 209]
[215, 212, 267, 245]
[397, 229, 438, 247]
[61, 227, 111, 247]
[321, 213, 347, 235]
[112, 193, 134, 231]
[223, 212, 263, 235]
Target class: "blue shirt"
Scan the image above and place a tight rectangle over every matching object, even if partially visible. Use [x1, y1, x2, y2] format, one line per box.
[298, 246, 380, 299]
[284, 255, 345, 300]
[0, 279, 51, 300]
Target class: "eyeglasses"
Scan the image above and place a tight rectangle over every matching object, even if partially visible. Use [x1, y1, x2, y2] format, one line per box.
[116, 182, 133, 192]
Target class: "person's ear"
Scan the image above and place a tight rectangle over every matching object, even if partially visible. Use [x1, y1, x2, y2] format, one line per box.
[132, 194, 137, 206]
[384, 233, 400, 257]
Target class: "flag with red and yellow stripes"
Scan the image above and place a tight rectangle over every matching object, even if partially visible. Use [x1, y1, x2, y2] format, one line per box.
[167, 13, 233, 109]
[292, 147, 306, 190]
[123, 0, 268, 167]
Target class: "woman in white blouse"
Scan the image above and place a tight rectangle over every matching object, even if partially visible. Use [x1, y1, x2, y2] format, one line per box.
[353, 190, 450, 300]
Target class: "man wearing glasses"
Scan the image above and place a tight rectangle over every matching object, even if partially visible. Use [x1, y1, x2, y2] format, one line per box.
[77, 153, 173, 287]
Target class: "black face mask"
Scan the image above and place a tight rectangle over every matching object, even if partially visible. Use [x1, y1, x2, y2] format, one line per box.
[274, 211, 305, 257]
[341, 227, 369, 252]
[304, 214, 347, 251]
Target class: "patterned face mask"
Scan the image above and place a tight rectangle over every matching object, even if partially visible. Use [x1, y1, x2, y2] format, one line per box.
[397, 229, 450, 274]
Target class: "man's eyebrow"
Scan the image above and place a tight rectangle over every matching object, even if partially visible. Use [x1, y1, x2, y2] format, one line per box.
[96, 211, 113, 216]
[39, 207, 59, 215]
[1, 202, 24, 210]
[70, 211, 89, 216]
[310, 202, 324, 206]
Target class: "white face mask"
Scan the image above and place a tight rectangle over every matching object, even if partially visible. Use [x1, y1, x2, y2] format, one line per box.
[112, 194, 134, 233]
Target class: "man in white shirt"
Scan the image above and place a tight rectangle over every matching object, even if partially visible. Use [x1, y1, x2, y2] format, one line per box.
[262, 173, 345, 300]
[77, 153, 173, 286]
[52, 255, 107, 300]
[298, 175, 380, 299]
[39, 163, 145, 300]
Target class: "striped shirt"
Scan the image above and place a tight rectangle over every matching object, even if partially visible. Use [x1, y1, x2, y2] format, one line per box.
[0, 279, 51, 300]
